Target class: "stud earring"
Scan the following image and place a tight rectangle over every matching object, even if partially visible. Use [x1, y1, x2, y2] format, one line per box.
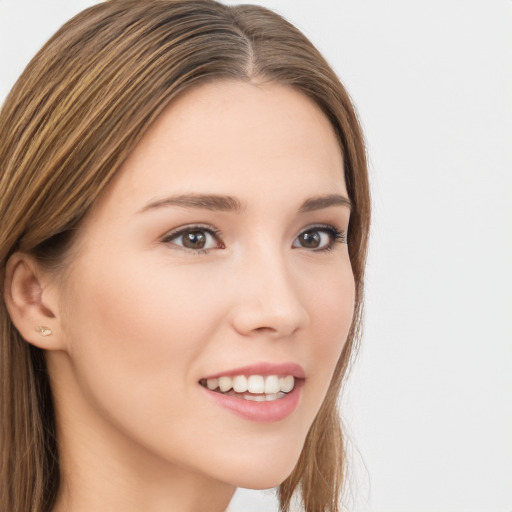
[35, 326, 52, 337]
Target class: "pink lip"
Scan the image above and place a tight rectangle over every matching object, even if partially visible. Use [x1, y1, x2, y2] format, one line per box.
[201, 362, 306, 380]
[200, 379, 304, 423]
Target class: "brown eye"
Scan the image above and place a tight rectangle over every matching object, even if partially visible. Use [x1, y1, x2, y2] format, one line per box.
[164, 226, 223, 252]
[182, 230, 207, 249]
[297, 231, 321, 249]
[292, 226, 342, 251]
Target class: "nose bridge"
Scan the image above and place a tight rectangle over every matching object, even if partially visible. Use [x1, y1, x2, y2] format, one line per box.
[230, 240, 309, 337]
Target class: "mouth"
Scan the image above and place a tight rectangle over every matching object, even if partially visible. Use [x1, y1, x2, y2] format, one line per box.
[199, 363, 305, 422]
[199, 374, 295, 402]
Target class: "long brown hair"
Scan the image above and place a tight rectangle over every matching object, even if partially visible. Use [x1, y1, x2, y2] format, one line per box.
[0, 1, 370, 511]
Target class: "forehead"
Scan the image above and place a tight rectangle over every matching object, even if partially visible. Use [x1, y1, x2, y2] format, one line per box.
[93, 81, 347, 218]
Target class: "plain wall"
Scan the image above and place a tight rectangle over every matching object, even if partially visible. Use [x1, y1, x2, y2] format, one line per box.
[1, 1, 511, 511]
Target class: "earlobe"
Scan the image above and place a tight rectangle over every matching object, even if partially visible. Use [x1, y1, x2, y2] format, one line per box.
[4, 252, 62, 350]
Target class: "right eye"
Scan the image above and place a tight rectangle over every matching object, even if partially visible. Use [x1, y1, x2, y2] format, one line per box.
[162, 225, 224, 252]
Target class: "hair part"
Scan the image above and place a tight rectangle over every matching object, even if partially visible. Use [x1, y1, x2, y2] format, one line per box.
[0, 1, 370, 511]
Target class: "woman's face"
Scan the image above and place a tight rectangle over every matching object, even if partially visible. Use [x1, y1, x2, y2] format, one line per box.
[50, 81, 354, 490]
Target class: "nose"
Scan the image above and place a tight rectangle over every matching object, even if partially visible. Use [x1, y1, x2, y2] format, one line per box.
[229, 249, 309, 339]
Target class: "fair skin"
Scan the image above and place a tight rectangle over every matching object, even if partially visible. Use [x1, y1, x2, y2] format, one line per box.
[6, 81, 354, 512]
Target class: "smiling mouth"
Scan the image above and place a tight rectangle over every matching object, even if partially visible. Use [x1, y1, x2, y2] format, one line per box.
[199, 374, 295, 402]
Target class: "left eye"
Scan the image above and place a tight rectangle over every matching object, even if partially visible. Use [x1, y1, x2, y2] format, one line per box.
[292, 227, 340, 250]
[163, 227, 222, 251]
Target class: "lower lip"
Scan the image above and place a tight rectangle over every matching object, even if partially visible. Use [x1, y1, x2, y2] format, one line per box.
[200, 380, 304, 423]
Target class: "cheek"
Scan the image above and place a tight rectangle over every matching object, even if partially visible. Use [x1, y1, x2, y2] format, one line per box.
[309, 258, 354, 341]
[318, 278, 354, 359]
[67, 250, 214, 354]
[60, 256, 218, 430]
[302, 264, 355, 403]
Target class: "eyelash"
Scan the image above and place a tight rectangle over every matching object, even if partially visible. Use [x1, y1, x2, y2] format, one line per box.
[160, 224, 224, 254]
[160, 223, 347, 254]
[297, 224, 347, 252]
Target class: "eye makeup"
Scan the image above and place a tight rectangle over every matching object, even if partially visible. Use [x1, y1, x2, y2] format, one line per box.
[160, 224, 225, 253]
[293, 224, 347, 252]
[160, 221, 346, 255]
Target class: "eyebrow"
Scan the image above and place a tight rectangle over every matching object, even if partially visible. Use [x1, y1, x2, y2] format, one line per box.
[298, 194, 352, 213]
[139, 192, 351, 214]
[139, 194, 244, 213]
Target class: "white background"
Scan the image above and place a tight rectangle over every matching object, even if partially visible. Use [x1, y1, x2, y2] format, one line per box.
[1, 1, 511, 511]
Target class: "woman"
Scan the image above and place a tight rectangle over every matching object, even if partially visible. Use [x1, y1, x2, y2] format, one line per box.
[0, 1, 370, 511]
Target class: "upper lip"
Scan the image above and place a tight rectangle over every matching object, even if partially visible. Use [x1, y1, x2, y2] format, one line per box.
[202, 362, 306, 380]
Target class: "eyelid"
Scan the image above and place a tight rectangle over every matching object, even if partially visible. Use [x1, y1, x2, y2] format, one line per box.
[297, 223, 346, 237]
[159, 222, 346, 254]
[160, 224, 224, 252]
[293, 223, 347, 250]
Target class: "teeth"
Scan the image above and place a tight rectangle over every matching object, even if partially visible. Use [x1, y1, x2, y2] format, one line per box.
[233, 375, 248, 393]
[204, 374, 296, 397]
[245, 394, 266, 402]
[264, 375, 280, 394]
[281, 375, 295, 393]
[218, 376, 232, 392]
[247, 375, 265, 394]
[206, 378, 218, 390]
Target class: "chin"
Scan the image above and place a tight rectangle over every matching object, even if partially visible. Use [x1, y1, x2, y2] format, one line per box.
[209, 440, 303, 490]
[226, 465, 297, 491]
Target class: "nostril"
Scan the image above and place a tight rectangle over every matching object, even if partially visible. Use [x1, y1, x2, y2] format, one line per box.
[245, 324, 301, 338]
[254, 326, 276, 333]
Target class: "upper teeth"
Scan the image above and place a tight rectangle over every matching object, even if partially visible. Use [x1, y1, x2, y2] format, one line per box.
[205, 375, 295, 394]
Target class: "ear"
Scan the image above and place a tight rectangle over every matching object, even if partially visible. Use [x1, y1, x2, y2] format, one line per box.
[4, 252, 64, 350]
